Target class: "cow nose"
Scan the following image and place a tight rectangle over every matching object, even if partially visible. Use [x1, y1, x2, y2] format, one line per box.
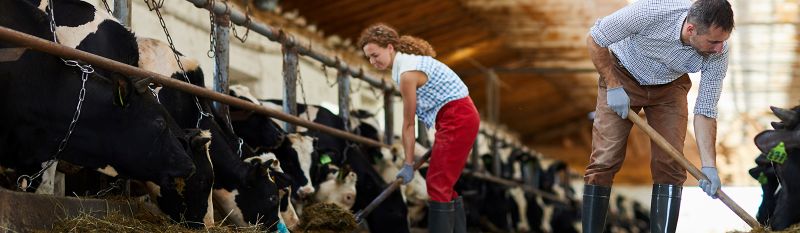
[297, 186, 315, 198]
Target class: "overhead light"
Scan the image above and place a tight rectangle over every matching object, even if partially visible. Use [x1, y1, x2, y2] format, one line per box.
[254, 0, 279, 11]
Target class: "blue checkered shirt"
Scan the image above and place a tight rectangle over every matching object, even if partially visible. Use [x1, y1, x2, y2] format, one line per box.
[392, 52, 469, 128]
[590, 0, 729, 118]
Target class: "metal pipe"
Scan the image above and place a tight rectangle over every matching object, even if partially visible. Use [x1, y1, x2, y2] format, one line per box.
[462, 170, 566, 204]
[184, 0, 397, 94]
[282, 44, 298, 133]
[213, 13, 233, 130]
[337, 68, 351, 131]
[112, 0, 131, 27]
[383, 90, 394, 145]
[0, 26, 388, 149]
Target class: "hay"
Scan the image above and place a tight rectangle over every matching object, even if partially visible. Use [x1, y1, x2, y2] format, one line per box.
[729, 223, 800, 233]
[33, 210, 264, 233]
[298, 202, 358, 233]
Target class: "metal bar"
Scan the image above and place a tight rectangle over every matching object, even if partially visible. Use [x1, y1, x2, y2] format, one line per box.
[337, 68, 351, 131]
[282, 44, 298, 133]
[472, 136, 480, 171]
[462, 170, 566, 204]
[627, 110, 759, 228]
[383, 90, 394, 145]
[213, 13, 232, 130]
[184, 0, 397, 95]
[354, 150, 432, 224]
[112, 0, 131, 27]
[0, 26, 388, 149]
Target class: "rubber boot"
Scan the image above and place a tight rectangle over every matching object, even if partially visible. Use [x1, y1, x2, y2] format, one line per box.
[582, 184, 611, 233]
[428, 200, 455, 233]
[650, 184, 682, 233]
[454, 196, 467, 233]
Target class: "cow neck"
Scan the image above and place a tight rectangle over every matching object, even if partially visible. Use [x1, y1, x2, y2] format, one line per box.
[17, 0, 95, 191]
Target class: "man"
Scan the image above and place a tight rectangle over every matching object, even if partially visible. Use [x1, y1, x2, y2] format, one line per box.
[583, 0, 733, 233]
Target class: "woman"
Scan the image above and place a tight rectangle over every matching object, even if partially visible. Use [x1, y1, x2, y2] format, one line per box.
[359, 23, 480, 232]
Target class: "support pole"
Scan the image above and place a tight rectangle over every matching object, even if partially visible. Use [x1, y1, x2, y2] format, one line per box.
[383, 90, 394, 145]
[213, 12, 232, 130]
[112, 0, 131, 27]
[282, 42, 298, 133]
[472, 136, 480, 171]
[337, 68, 351, 131]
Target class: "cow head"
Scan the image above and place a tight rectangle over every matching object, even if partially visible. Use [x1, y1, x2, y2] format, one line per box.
[314, 164, 358, 209]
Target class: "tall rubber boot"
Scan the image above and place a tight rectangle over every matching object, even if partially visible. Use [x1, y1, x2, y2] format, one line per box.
[454, 196, 467, 233]
[582, 184, 611, 233]
[429, 200, 455, 233]
[650, 184, 682, 233]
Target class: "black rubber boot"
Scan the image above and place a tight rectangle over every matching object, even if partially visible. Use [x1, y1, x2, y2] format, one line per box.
[428, 200, 455, 233]
[651, 184, 682, 233]
[454, 196, 466, 233]
[582, 184, 611, 233]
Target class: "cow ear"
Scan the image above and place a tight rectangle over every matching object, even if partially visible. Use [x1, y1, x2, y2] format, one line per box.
[113, 79, 131, 107]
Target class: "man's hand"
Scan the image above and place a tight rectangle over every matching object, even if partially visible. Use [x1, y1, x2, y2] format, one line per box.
[699, 167, 721, 198]
[607, 87, 630, 119]
[396, 164, 414, 185]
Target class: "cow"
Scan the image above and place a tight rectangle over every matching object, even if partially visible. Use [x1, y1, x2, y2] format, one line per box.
[250, 98, 410, 233]
[752, 105, 800, 230]
[137, 38, 298, 231]
[0, 0, 195, 199]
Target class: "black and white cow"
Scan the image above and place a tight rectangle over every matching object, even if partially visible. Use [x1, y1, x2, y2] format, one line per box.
[0, 0, 195, 197]
[752, 105, 800, 230]
[137, 38, 297, 230]
[252, 98, 410, 233]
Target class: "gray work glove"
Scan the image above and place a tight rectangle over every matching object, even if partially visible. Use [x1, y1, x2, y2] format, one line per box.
[699, 167, 721, 198]
[606, 86, 630, 119]
[396, 164, 414, 185]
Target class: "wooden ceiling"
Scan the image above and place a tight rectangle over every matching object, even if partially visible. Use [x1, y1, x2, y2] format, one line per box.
[276, 0, 675, 183]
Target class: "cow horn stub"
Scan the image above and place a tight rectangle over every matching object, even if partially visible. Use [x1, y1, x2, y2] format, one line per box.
[770, 106, 797, 125]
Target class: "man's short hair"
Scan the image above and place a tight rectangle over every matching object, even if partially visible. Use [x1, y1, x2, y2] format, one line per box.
[687, 0, 735, 34]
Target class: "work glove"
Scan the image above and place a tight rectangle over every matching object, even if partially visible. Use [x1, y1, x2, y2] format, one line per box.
[606, 86, 630, 119]
[396, 163, 414, 185]
[699, 167, 721, 198]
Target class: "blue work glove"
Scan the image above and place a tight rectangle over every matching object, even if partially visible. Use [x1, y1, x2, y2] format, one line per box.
[396, 164, 414, 185]
[699, 167, 721, 198]
[606, 86, 630, 119]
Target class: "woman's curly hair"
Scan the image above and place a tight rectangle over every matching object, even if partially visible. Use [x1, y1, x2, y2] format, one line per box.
[358, 23, 436, 57]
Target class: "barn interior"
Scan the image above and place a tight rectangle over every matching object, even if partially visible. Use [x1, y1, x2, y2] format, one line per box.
[0, 0, 797, 232]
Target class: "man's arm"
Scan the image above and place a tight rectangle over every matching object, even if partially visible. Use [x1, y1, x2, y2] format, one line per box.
[587, 35, 622, 89]
[694, 115, 717, 167]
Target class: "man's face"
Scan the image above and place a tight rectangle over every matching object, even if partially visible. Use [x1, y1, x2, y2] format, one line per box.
[688, 24, 731, 57]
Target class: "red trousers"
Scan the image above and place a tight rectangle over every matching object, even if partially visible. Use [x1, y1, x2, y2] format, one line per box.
[427, 96, 480, 202]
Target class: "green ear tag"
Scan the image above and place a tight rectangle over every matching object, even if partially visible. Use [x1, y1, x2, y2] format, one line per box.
[767, 142, 787, 164]
[757, 172, 768, 185]
[320, 154, 332, 165]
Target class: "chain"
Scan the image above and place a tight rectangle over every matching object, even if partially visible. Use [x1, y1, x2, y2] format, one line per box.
[95, 179, 125, 197]
[296, 65, 311, 122]
[206, 0, 216, 58]
[100, 0, 113, 14]
[236, 138, 244, 158]
[20, 0, 94, 191]
[143, 0, 212, 128]
[231, 0, 251, 43]
[321, 64, 339, 88]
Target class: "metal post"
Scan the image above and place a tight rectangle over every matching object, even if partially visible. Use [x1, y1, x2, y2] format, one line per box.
[488, 70, 502, 176]
[417, 119, 429, 147]
[112, 0, 131, 27]
[213, 13, 232, 130]
[472, 136, 480, 171]
[337, 68, 351, 131]
[282, 43, 298, 133]
[383, 90, 394, 145]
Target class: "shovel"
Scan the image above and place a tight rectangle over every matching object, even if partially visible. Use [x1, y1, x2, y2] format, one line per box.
[627, 109, 760, 228]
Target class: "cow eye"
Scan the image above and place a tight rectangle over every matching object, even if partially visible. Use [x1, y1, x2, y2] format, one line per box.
[270, 195, 278, 203]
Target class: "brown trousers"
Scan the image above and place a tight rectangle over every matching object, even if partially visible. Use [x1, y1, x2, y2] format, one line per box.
[584, 51, 692, 186]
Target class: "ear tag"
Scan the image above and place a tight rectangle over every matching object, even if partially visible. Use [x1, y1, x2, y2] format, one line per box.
[757, 172, 768, 185]
[767, 142, 787, 164]
[320, 154, 332, 165]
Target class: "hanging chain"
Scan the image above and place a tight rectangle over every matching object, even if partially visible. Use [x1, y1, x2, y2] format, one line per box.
[296, 64, 311, 122]
[207, 0, 216, 58]
[19, 0, 94, 191]
[143, 0, 212, 128]
[231, 0, 251, 43]
[95, 179, 126, 197]
[100, 0, 113, 14]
